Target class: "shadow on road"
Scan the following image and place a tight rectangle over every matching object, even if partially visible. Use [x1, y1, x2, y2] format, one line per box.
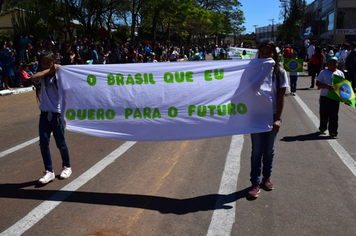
[280, 132, 331, 142]
[296, 87, 312, 90]
[298, 74, 310, 77]
[0, 181, 250, 215]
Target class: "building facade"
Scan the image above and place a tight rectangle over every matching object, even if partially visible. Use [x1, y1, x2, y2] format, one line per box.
[255, 24, 280, 44]
[303, 0, 356, 45]
[0, 9, 17, 33]
[0, 8, 82, 39]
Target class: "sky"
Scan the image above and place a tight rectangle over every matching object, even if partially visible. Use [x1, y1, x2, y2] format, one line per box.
[239, 0, 314, 34]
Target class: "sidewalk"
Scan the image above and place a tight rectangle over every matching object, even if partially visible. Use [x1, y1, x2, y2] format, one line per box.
[0, 86, 35, 96]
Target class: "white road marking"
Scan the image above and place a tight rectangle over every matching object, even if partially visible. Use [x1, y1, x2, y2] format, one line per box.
[0, 137, 39, 158]
[0, 141, 136, 236]
[294, 94, 356, 176]
[207, 135, 243, 236]
[3, 91, 356, 236]
[207, 93, 356, 236]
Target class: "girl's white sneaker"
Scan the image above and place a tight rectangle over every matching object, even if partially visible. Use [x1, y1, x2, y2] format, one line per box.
[39, 170, 55, 184]
[60, 166, 72, 179]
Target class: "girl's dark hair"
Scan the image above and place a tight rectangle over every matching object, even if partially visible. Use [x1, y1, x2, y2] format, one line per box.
[35, 50, 58, 103]
[258, 40, 285, 89]
[37, 50, 56, 71]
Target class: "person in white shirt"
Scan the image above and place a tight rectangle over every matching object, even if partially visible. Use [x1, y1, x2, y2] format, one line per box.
[315, 56, 345, 139]
[148, 52, 158, 63]
[338, 43, 349, 72]
[307, 41, 316, 75]
[212, 45, 220, 60]
[328, 44, 335, 56]
[307, 41, 316, 61]
[168, 47, 178, 62]
[30, 50, 72, 184]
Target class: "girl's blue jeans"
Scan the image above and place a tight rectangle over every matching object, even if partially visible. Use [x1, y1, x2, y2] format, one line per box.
[290, 75, 298, 93]
[250, 129, 279, 185]
[39, 111, 70, 171]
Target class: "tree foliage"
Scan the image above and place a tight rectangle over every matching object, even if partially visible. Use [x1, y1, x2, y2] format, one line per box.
[11, 2, 51, 38]
[278, 0, 303, 44]
[3, 0, 245, 45]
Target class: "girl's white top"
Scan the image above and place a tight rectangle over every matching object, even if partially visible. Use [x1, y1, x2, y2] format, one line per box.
[272, 69, 289, 114]
[38, 76, 61, 113]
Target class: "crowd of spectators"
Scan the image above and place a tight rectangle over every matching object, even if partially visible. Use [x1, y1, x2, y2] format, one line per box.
[1, 33, 241, 89]
[279, 41, 356, 91]
[6, 33, 355, 91]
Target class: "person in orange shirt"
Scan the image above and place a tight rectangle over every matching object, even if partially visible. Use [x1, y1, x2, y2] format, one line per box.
[283, 44, 291, 59]
[308, 46, 324, 88]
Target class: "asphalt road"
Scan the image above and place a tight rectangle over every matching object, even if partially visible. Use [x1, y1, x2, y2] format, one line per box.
[1, 65, 356, 236]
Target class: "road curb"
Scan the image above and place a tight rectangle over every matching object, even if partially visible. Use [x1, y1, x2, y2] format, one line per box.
[0, 86, 35, 96]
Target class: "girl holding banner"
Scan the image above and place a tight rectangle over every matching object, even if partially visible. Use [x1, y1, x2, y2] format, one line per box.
[248, 40, 288, 198]
[30, 51, 72, 184]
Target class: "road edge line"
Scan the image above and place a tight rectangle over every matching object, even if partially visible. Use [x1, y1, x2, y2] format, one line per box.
[207, 134, 243, 236]
[0, 141, 136, 236]
[294, 95, 356, 176]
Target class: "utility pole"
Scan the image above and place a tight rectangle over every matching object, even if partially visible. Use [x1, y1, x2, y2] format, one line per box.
[253, 25, 258, 45]
[269, 19, 275, 40]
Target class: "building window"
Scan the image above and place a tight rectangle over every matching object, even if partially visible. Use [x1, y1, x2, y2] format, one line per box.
[321, 16, 327, 34]
[337, 11, 345, 29]
[336, 10, 356, 29]
[328, 12, 334, 31]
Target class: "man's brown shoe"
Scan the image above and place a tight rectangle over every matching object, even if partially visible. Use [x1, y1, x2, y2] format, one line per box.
[261, 177, 274, 191]
[248, 184, 260, 198]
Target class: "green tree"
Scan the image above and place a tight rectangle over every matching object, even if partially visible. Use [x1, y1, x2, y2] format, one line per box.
[4, 0, 246, 48]
[70, 0, 112, 40]
[183, 7, 212, 44]
[160, 0, 197, 45]
[139, 0, 166, 47]
[138, 0, 193, 47]
[127, 0, 143, 45]
[11, 2, 51, 39]
[196, 0, 245, 45]
[0, 0, 4, 12]
[1, 0, 21, 13]
[278, 0, 302, 44]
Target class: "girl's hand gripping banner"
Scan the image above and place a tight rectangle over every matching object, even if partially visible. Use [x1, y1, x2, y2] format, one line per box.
[57, 59, 274, 141]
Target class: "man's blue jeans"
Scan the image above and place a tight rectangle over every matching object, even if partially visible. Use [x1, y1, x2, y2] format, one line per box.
[39, 112, 70, 171]
[250, 129, 279, 185]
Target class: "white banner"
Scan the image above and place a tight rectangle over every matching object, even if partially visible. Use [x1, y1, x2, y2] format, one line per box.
[57, 59, 274, 141]
[228, 47, 258, 59]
